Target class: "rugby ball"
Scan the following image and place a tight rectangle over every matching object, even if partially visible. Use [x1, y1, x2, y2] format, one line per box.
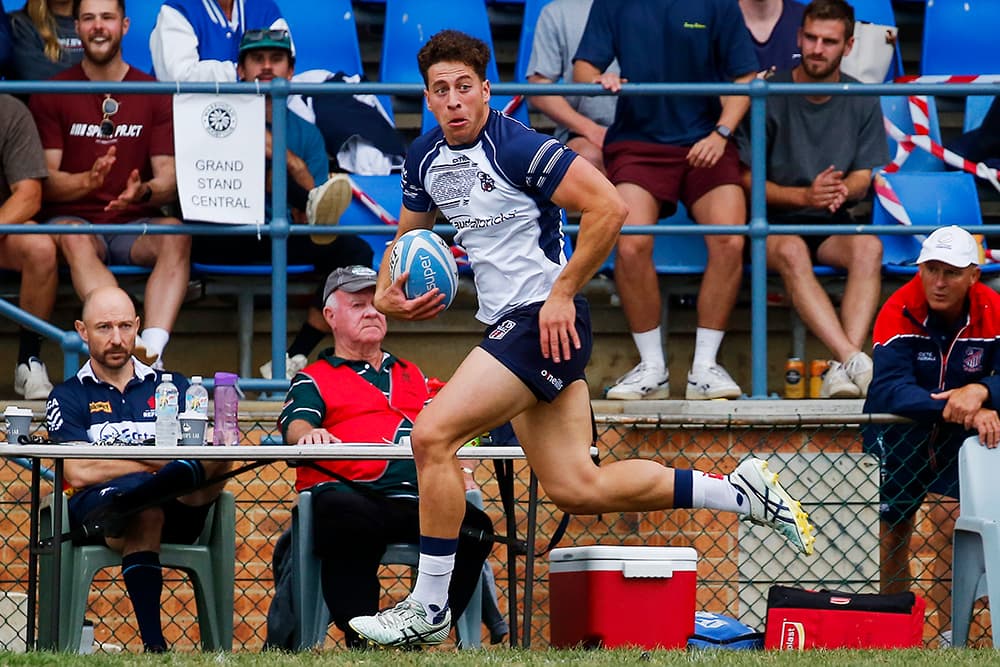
[388, 229, 459, 308]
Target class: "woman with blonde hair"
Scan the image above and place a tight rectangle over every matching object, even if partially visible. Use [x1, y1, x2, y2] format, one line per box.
[9, 0, 82, 80]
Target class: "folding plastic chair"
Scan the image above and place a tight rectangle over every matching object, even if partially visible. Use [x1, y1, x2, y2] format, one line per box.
[963, 96, 996, 133]
[120, 0, 161, 75]
[290, 485, 485, 649]
[514, 0, 555, 82]
[279, 0, 363, 75]
[880, 96, 946, 172]
[380, 0, 530, 131]
[37, 490, 236, 651]
[952, 436, 1000, 648]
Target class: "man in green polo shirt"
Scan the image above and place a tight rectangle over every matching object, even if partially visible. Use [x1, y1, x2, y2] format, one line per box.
[277, 265, 493, 648]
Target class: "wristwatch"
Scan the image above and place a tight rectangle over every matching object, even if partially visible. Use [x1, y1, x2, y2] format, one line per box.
[139, 183, 153, 203]
[714, 124, 733, 140]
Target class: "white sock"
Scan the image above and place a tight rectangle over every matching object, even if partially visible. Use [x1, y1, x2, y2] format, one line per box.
[692, 470, 748, 513]
[412, 552, 455, 614]
[631, 327, 665, 369]
[140, 327, 170, 358]
[692, 327, 724, 371]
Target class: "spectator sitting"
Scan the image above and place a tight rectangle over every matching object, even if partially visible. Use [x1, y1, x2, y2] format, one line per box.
[739, 0, 805, 74]
[28, 0, 191, 370]
[0, 94, 60, 399]
[150, 0, 289, 82]
[190, 29, 373, 379]
[276, 266, 493, 648]
[863, 225, 1000, 647]
[736, 0, 886, 398]
[8, 0, 84, 81]
[574, 0, 757, 400]
[525, 0, 618, 174]
[46, 285, 232, 653]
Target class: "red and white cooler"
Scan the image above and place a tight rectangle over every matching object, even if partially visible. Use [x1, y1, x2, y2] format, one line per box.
[548, 546, 698, 649]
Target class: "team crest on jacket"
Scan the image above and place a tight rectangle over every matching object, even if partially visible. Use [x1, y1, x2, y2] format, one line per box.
[964, 347, 984, 373]
[478, 171, 495, 192]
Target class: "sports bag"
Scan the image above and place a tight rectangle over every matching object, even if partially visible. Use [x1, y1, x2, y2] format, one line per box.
[687, 612, 764, 650]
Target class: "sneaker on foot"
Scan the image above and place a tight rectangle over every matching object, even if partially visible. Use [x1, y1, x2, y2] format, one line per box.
[605, 363, 669, 400]
[820, 361, 860, 398]
[730, 458, 815, 555]
[686, 364, 741, 400]
[14, 357, 53, 400]
[348, 597, 451, 648]
[844, 351, 873, 397]
[259, 354, 308, 380]
[306, 173, 352, 245]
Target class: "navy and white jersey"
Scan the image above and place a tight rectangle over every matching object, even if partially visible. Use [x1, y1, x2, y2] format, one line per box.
[402, 110, 578, 324]
[46, 359, 190, 445]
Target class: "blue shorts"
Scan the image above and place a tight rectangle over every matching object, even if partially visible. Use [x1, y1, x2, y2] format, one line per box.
[478, 295, 592, 402]
[863, 424, 961, 525]
[67, 471, 211, 546]
[44, 215, 151, 265]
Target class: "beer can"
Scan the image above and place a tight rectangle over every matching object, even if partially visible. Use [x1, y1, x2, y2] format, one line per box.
[784, 357, 805, 398]
[809, 359, 831, 399]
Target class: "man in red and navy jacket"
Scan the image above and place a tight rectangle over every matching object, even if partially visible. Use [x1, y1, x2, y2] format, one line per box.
[277, 265, 492, 649]
[864, 225, 1000, 643]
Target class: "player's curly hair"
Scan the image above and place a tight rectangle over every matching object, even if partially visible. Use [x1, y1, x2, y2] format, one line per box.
[417, 30, 490, 86]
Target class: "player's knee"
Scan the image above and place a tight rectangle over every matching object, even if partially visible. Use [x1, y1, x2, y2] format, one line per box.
[409, 423, 455, 465]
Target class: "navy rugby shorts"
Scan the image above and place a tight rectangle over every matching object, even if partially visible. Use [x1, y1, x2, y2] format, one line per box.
[68, 471, 212, 545]
[478, 295, 592, 402]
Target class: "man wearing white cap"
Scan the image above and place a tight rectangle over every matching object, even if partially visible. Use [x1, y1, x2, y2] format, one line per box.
[864, 225, 1000, 646]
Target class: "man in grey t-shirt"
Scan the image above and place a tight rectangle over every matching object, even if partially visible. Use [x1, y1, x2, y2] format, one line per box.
[737, 0, 888, 400]
[525, 0, 618, 173]
[0, 95, 59, 399]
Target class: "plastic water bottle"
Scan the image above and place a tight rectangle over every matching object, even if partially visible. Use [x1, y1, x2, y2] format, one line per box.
[213, 372, 240, 445]
[154, 373, 180, 446]
[185, 375, 209, 417]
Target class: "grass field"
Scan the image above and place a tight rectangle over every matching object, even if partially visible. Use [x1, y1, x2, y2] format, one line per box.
[0, 649, 997, 667]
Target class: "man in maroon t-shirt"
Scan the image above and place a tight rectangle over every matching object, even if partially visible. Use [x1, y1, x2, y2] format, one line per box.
[29, 0, 190, 368]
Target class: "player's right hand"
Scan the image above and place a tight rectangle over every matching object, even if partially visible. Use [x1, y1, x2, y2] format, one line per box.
[374, 271, 446, 321]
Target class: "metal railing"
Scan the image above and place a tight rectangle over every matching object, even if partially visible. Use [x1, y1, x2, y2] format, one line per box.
[1, 78, 998, 394]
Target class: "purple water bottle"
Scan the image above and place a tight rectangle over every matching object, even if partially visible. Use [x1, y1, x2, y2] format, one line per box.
[213, 372, 240, 445]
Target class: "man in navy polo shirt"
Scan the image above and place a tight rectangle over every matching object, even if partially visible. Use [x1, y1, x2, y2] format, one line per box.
[45, 285, 230, 653]
[574, 0, 758, 401]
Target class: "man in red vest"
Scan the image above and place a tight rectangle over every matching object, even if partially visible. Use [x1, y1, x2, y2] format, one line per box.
[277, 265, 493, 648]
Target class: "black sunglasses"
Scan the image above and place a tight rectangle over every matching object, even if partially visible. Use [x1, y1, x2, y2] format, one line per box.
[242, 28, 290, 43]
[100, 95, 119, 138]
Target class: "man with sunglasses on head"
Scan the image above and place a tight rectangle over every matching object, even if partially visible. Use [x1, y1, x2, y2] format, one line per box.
[29, 0, 190, 370]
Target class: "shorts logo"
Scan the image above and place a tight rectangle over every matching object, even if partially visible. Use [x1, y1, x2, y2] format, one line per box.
[478, 171, 495, 192]
[489, 320, 516, 340]
[202, 101, 237, 138]
[780, 620, 805, 650]
[964, 347, 984, 373]
[540, 369, 564, 391]
[89, 401, 112, 414]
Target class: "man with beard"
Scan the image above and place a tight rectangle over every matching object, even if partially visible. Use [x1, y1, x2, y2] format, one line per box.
[46, 285, 230, 653]
[735, 0, 888, 398]
[29, 0, 190, 370]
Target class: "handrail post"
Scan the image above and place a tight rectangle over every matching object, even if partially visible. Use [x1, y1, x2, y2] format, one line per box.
[269, 78, 291, 382]
[748, 78, 770, 398]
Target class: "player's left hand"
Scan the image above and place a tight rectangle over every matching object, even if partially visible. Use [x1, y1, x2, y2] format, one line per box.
[538, 294, 579, 363]
[933, 383, 990, 429]
[687, 133, 726, 169]
[972, 408, 1000, 447]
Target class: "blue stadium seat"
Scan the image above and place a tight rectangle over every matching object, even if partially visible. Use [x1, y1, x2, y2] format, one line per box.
[338, 174, 402, 270]
[921, 0, 1000, 76]
[121, 0, 160, 75]
[380, 0, 531, 132]
[964, 96, 995, 133]
[515, 0, 554, 82]
[872, 171, 1000, 276]
[279, 0, 363, 75]
[880, 96, 946, 172]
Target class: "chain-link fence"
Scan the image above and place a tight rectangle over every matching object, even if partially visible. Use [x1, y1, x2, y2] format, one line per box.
[0, 411, 990, 651]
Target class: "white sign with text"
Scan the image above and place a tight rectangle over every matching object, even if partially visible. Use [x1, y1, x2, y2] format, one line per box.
[174, 94, 265, 224]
